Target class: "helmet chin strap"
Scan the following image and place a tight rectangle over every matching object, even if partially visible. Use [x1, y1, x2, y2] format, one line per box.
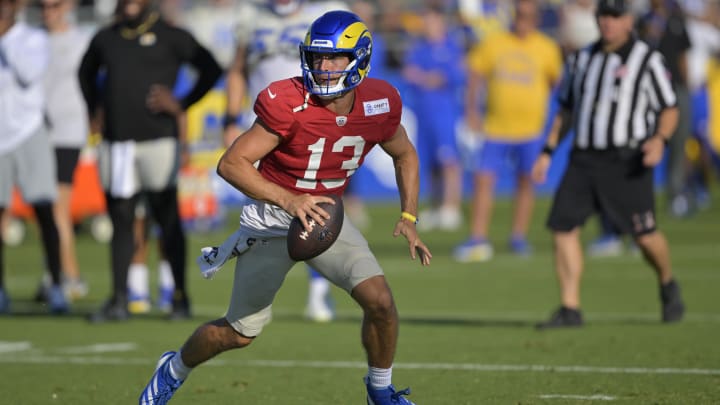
[292, 93, 311, 112]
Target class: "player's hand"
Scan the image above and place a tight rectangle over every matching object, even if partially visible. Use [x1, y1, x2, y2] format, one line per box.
[146, 84, 182, 116]
[642, 136, 666, 167]
[285, 194, 335, 233]
[393, 219, 432, 266]
[531, 153, 552, 184]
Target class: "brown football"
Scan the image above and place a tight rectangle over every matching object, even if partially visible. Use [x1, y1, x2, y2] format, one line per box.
[286, 194, 344, 261]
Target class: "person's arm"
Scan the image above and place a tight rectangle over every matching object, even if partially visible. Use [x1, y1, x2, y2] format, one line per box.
[0, 31, 48, 87]
[464, 42, 489, 134]
[216, 119, 335, 231]
[78, 35, 103, 132]
[531, 107, 572, 184]
[464, 68, 486, 134]
[179, 44, 223, 110]
[379, 124, 432, 266]
[641, 50, 680, 167]
[177, 112, 190, 167]
[642, 106, 679, 167]
[147, 40, 222, 117]
[223, 44, 248, 146]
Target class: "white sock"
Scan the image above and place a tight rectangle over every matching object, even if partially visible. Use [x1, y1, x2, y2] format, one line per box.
[308, 277, 330, 308]
[368, 366, 392, 389]
[158, 260, 175, 290]
[168, 352, 191, 381]
[127, 263, 149, 297]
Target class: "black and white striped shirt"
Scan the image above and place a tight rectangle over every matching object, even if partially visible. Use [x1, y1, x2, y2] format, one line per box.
[558, 37, 676, 150]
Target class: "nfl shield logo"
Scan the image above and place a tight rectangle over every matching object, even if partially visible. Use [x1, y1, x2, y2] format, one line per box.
[336, 116, 347, 126]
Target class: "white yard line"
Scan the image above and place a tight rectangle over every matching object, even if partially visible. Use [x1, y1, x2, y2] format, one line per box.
[0, 341, 31, 353]
[0, 353, 718, 376]
[539, 394, 617, 401]
[57, 342, 138, 354]
[193, 305, 720, 323]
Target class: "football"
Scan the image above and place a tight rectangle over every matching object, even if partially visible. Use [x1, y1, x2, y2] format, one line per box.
[287, 194, 344, 261]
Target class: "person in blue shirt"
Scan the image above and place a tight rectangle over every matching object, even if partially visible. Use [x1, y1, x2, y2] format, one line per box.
[402, 4, 466, 231]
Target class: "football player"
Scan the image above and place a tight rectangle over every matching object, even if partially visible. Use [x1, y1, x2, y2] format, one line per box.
[139, 11, 429, 405]
[224, 0, 349, 323]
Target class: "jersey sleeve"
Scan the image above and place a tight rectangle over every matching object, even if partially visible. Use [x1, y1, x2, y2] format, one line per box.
[383, 84, 403, 141]
[557, 51, 578, 109]
[170, 27, 203, 60]
[544, 37, 563, 86]
[646, 51, 677, 109]
[253, 84, 296, 138]
[466, 36, 492, 76]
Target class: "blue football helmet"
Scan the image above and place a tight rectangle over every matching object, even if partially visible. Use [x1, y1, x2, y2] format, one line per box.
[300, 10, 372, 97]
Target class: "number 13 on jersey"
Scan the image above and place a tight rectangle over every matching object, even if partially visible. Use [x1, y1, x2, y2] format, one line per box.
[295, 135, 366, 190]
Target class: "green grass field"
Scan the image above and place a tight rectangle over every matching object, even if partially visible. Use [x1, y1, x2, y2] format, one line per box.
[1, 193, 719, 404]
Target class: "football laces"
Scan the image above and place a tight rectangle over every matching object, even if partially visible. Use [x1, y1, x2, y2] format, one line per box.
[299, 219, 317, 241]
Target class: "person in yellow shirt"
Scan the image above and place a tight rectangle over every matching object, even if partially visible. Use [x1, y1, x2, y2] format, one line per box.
[708, 56, 720, 158]
[454, 0, 561, 262]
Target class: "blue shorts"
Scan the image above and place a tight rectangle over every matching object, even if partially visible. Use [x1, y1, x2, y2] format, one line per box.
[474, 137, 544, 176]
[415, 106, 460, 167]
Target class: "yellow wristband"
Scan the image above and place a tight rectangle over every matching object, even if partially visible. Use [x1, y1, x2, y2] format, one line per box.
[401, 211, 418, 224]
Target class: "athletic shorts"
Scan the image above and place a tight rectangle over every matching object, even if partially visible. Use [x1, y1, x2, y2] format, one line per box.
[0, 127, 57, 206]
[225, 216, 383, 337]
[54, 147, 81, 184]
[474, 137, 544, 176]
[97, 137, 179, 198]
[547, 149, 656, 236]
[416, 106, 461, 167]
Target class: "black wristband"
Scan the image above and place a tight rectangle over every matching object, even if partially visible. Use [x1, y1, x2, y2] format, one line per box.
[541, 145, 555, 156]
[222, 114, 239, 129]
[655, 134, 669, 145]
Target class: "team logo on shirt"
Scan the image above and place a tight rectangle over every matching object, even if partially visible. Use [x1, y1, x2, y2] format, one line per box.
[363, 98, 390, 116]
[336, 116, 347, 126]
[615, 65, 627, 78]
[139, 33, 156, 47]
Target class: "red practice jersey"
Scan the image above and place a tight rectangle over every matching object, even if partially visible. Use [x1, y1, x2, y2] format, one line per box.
[254, 77, 402, 196]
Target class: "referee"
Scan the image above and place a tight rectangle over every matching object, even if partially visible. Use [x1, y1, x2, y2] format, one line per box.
[532, 0, 685, 328]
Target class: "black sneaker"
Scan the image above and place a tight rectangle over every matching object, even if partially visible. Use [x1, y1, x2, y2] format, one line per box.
[167, 293, 191, 321]
[536, 306, 584, 329]
[88, 297, 130, 323]
[660, 279, 685, 323]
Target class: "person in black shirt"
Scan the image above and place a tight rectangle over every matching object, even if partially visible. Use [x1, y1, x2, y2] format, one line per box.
[531, 0, 685, 328]
[637, 0, 693, 216]
[79, 0, 222, 322]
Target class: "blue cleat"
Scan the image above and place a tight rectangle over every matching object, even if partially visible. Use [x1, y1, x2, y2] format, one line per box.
[47, 285, 69, 314]
[587, 234, 623, 257]
[509, 237, 532, 256]
[139, 351, 184, 405]
[453, 238, 493, 263]
[128, 290, 151, 314]
[365, 376, 416, 405]
[156, 287, 174, 313]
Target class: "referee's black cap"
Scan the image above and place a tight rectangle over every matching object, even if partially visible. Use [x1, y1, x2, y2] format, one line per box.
[597, 0, 630, 16]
